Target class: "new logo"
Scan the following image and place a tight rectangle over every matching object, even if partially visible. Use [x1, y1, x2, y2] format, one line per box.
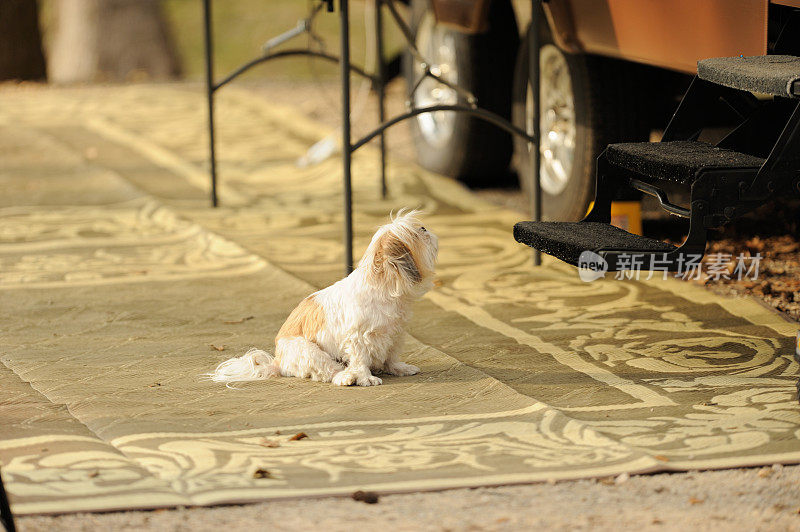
[578, 250, 608, 282]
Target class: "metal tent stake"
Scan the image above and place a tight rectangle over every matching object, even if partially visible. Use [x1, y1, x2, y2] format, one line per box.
[530, 0, 542, 266]
[203, 0, 218, 208]
[340, 0, 354, 274]
[374, 0, 388, 199]
[0, 467, 15, 532]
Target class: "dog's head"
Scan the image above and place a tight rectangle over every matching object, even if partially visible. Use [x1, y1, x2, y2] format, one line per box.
[360, 210, 438, 298]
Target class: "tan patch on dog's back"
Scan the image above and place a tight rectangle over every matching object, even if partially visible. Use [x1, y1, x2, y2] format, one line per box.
[275, 295, 326, 343]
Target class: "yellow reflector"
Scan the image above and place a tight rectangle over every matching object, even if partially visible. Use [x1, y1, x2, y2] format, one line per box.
[585, 201, 643, 236]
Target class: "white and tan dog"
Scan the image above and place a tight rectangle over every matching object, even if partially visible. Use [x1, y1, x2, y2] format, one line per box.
[209, 210, 438, 386]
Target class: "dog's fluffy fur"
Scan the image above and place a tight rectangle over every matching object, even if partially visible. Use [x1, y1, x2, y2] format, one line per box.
[209, 210, 438, 386]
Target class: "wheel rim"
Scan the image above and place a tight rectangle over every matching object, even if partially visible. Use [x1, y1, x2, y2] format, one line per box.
[526, 44, 576, 196]
[412, 13, 459, 148]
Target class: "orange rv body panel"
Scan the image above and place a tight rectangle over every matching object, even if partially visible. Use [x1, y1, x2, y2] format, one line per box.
[429, 0, 774, 74]
[544, 0, 769, 74]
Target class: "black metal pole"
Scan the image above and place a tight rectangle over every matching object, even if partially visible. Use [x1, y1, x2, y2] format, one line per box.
[375, 0, 388, 198]
[529, 1, 542, 265]
[341, 0, 354, 274]
[0, 468, 15, 532]
[203, 0, 219, 208]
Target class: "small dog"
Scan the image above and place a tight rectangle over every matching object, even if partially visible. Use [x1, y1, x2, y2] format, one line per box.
[210, 210, 438, 386]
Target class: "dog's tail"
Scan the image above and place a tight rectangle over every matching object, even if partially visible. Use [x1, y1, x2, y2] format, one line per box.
[207, 348, 281, 384]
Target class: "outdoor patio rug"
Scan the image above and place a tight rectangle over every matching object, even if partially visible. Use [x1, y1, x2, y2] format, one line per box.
[1, 84, 798, 515]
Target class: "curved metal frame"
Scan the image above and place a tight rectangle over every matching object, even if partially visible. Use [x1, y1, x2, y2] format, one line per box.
[214, 49, 375, 92]
[352, 104, 535, 152]
[203, 0, 543, 273]
[628, 177, 691, 218]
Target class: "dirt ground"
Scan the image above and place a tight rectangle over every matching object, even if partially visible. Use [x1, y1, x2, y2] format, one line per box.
[8, 80, 800, 531]
[17, 465, 800, 531]
[697, 222, 800, 322]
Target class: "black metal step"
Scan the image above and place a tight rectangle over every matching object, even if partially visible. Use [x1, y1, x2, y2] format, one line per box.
[513, 221, 676, 267]
[698, 55, 800, 99]
[606, 141, 765, 184]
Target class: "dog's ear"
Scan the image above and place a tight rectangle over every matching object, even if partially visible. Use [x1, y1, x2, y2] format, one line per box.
[373, 232, 421, 288]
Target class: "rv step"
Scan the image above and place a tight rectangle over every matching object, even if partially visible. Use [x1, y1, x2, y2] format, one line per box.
[606, 141, 765, 184]
[513, 221, 676, 267]
[698, 55, 800, 99]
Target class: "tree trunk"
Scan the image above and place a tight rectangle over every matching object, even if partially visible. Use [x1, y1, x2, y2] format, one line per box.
[48, 0, 98, 83]
[0, 0, 47, 81]
[49, 0, 181, 84]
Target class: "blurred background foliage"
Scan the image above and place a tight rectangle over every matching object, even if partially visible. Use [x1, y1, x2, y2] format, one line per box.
[31, 0, 404, 83]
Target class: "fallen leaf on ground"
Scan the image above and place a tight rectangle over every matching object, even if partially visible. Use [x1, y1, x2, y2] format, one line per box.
[774, 242, 799, 254]
[689, 497, 705, 505]
[209, 344, 226, 351]
[746, 237, 764, 251]
[223, 316, 254, 324]
[289, 432, 308, 441]
[352, 490, 379, 504]
[757, 467, 773, 478]
[252, 468, 274, 479]
[654, 455, 670, 462]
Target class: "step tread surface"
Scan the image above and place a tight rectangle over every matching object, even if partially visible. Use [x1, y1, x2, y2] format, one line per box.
[513, 221, 676, 266]
[606, 141, 765, 184]
[698, 55, 800, 98]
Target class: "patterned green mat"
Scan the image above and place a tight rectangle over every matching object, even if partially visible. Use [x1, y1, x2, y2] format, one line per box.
[0, 85, 797, 515]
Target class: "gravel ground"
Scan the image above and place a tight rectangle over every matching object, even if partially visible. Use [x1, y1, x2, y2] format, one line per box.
[17, 466, 800, 531]
[10, 80, 799, 531]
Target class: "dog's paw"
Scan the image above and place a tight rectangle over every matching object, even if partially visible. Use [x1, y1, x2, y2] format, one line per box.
[385, 362, 420, 376]
[313, 362, 346, 382]
[332, 371, 356, 386]
[332, 371, 382, 386]
[356, 374, 383, 386]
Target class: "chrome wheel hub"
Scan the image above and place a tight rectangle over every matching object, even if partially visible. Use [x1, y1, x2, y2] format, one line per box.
[527, 44, 576, 196]
[412, 14, 458, 148]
